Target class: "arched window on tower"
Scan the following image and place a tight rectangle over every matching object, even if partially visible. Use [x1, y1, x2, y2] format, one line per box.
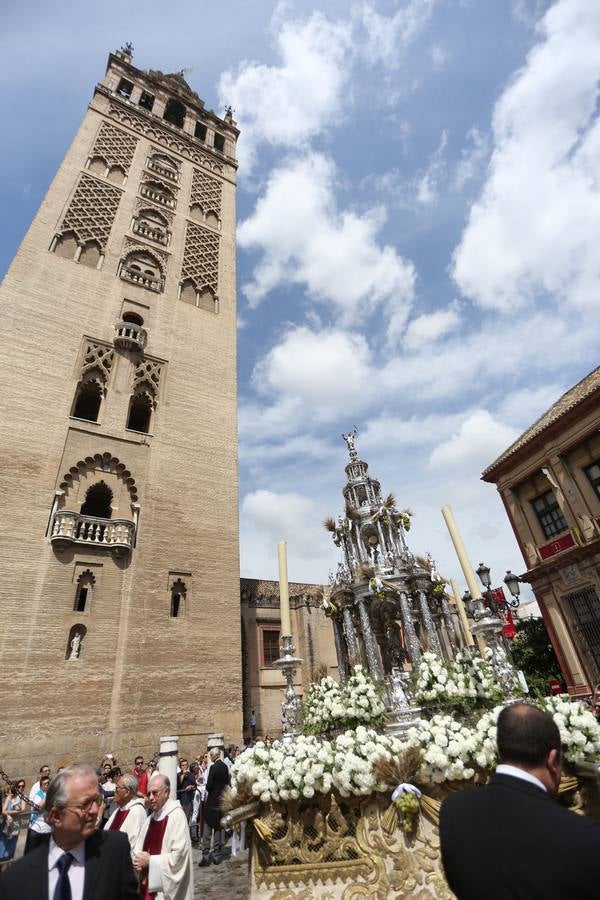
[72, 378, 103, 422]
[170, 579, 187, 618]
[54, 231, 79, 260]
[164, 98, 186, 129]
[79, 240, 101, 269]
[80, 480, 113, 519]
[126, 392, 153, 433]
[120, 249, 163, 292]
[74, 569, 96, 613]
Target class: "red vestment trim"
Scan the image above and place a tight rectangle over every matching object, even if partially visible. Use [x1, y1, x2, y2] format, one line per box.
[140, 814, 169, 900]
[110, 808, 130, 831]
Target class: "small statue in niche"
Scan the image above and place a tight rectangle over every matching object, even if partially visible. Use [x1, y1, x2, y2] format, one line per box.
[69, 632, 82, 660]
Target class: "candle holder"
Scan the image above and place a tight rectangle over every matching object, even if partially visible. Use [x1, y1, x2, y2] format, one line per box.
[273, 634, 303, 743]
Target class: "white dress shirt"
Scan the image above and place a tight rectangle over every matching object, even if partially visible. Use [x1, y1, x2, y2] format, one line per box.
[495, 763, 548, 793]
[48, 836, 86, 900]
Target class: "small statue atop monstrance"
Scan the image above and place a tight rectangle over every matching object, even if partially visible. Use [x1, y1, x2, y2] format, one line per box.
[341, 427, 358, 460]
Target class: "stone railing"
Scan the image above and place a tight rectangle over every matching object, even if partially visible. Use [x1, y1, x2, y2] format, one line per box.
[133, 220, 168, 244]
[51, 511, 135, 556]
[147, 159, 178, 181]
[114, 320, 147, 352]
[120, 265, 162, 292]
[140, 184, 175, 208]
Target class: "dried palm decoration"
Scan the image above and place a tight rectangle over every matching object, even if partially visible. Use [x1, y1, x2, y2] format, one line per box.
[323, 516, 337, 533]
[373, 746, 422, 790]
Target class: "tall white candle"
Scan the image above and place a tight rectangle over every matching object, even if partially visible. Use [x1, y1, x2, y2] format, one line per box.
[278, 541, 292, 636]
[441, 505, 483, 602]
[450, 577, 475, 647]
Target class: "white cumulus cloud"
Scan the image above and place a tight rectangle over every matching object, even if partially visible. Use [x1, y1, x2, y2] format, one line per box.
[403, 301, 461, 350]
[238, 153, 416, 322]
[428, 410, 519, 470]
[453, 0, 600, 311]
[218, 12, 352, 172]
[253, 326, 373, 417]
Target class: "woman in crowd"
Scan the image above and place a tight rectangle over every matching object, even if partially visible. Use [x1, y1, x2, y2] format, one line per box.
[1, 781, 26, 864]
[25, 773, 51, 854]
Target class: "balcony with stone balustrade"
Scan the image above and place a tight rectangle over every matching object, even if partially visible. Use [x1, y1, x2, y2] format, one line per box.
[139, 184, 175, 208]
[147, 159, 178, 182]
[120, 264, 162, 292]
[50, 510, 135, 556]
[132, 219, 168, 245]
[114, 320, 147, 352]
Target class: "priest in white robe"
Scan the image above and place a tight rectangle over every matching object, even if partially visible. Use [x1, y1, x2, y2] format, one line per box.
[104, 773, 148, 851]
[133, 774, 194, 900]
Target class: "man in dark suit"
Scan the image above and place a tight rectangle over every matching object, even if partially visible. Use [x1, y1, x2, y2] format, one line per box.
[1, 763, 139, 899]
[199, 748, 230, 867]
[440, 702, 600, 900]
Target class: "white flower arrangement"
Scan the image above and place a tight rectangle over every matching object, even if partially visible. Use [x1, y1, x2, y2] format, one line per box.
[302, 665, 386, 736]
[406, 714, 478, 783]
[538, 694, 600, 763]
[413, 650, 504, 710]
[230, 727, 404, 803]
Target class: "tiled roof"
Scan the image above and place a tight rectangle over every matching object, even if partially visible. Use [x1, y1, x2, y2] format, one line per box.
[240, 578, 322, 598]
[482, 366, 600, 477]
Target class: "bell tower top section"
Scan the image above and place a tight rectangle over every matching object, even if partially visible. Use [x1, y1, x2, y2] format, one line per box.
[97, 44, 239, 167]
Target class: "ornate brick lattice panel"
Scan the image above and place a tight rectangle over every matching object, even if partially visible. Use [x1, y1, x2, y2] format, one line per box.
[81, 340, 115, 385]
[60, 174, 122, 249]
[91, 122, 138, 171]
[190, 169, 222, 217]
[107, 102, 224, 175]
[133, 358, 162, 404]
[181, 223, 219, 292]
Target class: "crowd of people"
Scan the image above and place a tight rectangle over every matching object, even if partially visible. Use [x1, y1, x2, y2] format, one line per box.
[2, 702, 600, 898]
[0, 743, 245, 898]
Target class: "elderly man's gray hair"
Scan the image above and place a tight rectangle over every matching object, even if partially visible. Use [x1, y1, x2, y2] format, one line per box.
[208, 748, 221, 761]
[46, 763, 98, 811]
[120, 773, 139, 795]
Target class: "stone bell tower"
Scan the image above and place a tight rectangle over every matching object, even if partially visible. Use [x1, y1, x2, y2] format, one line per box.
[0, 46, 242, 770]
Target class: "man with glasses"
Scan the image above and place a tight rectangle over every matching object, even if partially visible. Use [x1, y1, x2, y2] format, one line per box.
[1, 763, 138, 899]
[104, 774, 147, 851]
[133, 773, 194, 900]
[132, 756, 148, 797]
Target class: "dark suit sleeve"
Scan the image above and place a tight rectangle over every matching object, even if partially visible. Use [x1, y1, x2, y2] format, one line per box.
[206, 763, 215, 794]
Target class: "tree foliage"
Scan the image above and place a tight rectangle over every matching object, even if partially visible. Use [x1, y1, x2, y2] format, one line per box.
[511, 616, 563, 698]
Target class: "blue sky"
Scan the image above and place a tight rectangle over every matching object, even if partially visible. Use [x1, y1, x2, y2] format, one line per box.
[2, 0, 599, 597]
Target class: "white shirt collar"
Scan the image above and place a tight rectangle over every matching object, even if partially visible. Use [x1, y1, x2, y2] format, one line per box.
[48, 836, 86, 869]
[496, 764, 547, 793]
[152, 802, 171, 821]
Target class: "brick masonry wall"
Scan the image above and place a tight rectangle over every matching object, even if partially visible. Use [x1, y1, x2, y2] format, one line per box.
[0, 62, 242, 776]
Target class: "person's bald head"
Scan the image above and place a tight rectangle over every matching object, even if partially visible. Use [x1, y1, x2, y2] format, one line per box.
[147, 773, 170, 813]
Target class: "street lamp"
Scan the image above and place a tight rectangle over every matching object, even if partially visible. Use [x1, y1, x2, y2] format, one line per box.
[503, 570, 522, 607]
[476, 562, 521, 614]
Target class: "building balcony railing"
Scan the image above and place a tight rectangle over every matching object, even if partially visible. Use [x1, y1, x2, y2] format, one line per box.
[51, 510, 135, 556]
[147, 159, 178, 182]
[139, 185, 175, 208]
[120, 265, 162, 292]
[114, 320, 147, 352]
[132, 220, 168, 245]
